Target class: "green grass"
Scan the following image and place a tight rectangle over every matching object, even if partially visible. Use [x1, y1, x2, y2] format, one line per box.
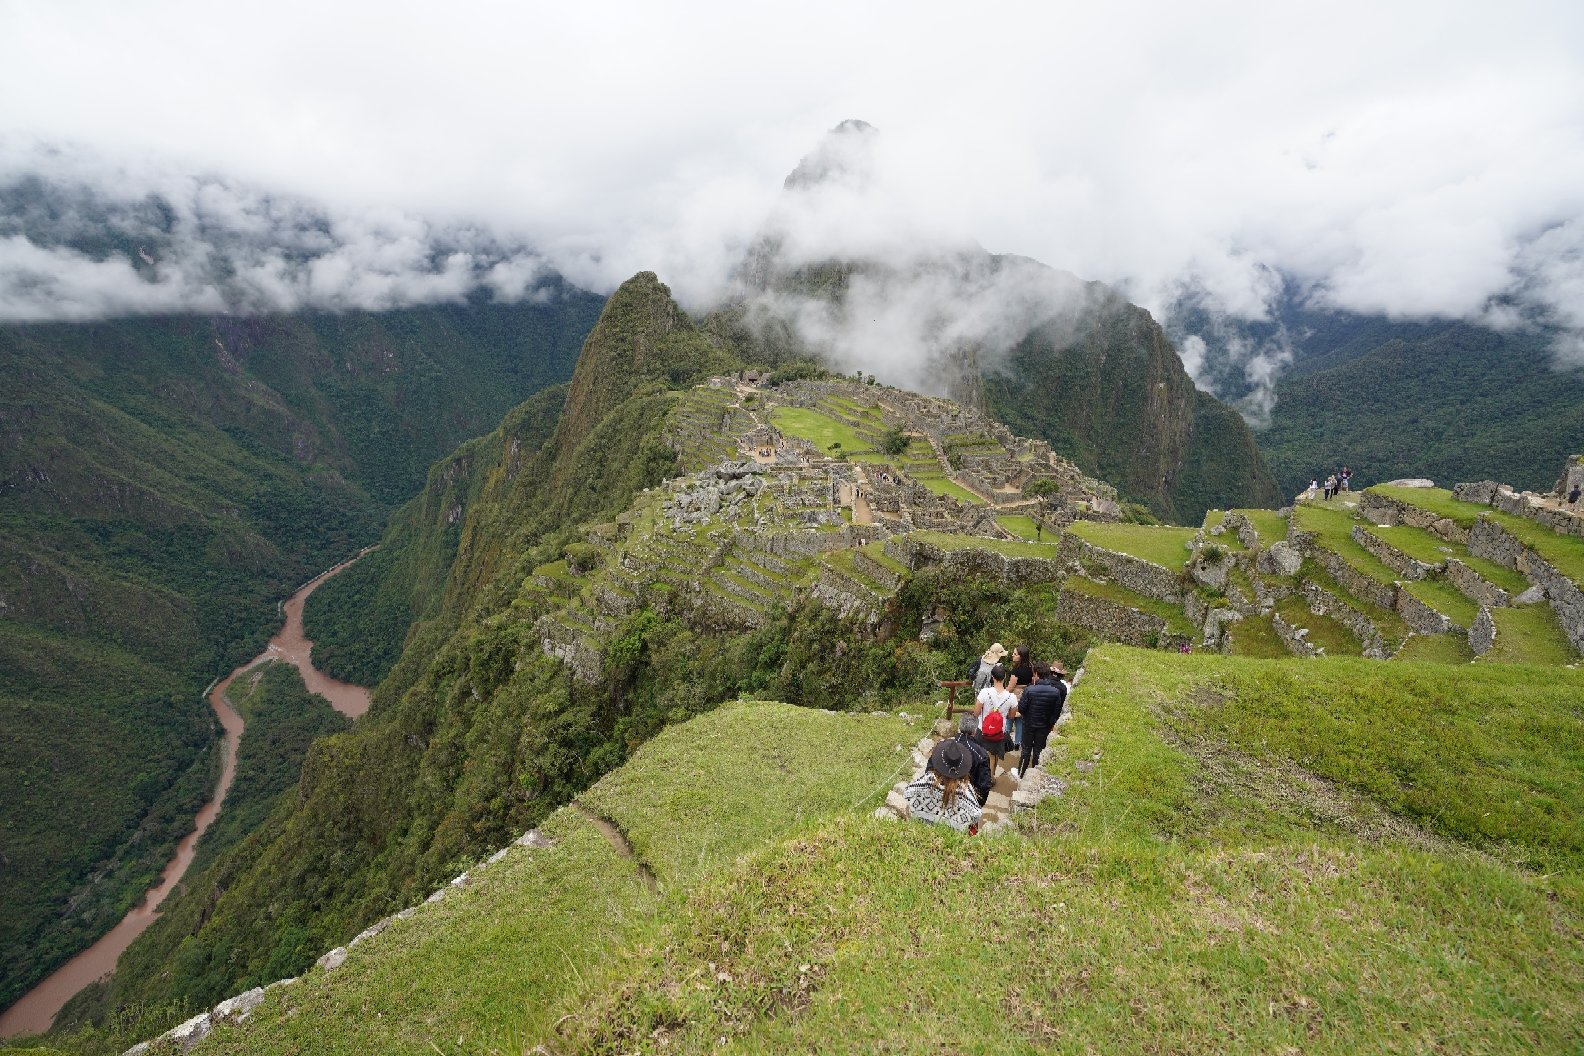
[1402, 578, 1480, 627]
[1274, 595, 1362, 656]
[177, 653, 1584, 1055]
[907, 530, 1062, 561]
[1362, 524, 1530, 594]
[1482, 606, 1582, 666]
[1226, 613, 1290, 657]
[1393, 632, 1478, 664]
[768, 407, 877, 458]
[1373, 487, 1584, 589]
[1067, 520, 1197, 569]
[914, 475, 982, 503]
[1368, 485, 1492, 528]
[996, 514, 1045, 541]
[1237, 508, 1289, 546]
[857, 541, 908, 579]
[1298, 560, 1412, 651]
[818, 550, 889, 596]
[1362, 523, 1457, 567]
[192, 703, 918, 1055]
[1293, 502, 1399, 585]
[1061, 576, 1197, 638]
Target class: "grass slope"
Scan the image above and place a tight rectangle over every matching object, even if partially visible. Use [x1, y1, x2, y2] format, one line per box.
[172, 650, 1584, 1055]
[1067, 520, 1196, 569]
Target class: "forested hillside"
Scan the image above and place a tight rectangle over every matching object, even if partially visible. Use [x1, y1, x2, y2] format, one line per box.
[1257, 320, 1584, 497]
[0, 288, 603, 1014]
[981, 283, 1281, 523]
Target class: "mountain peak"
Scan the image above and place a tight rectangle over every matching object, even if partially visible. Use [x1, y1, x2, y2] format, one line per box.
[783, 119, 879, 190]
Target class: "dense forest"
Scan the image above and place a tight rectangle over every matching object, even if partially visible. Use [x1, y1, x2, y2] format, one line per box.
[1257, 321, 1584, 497]
[0, 288, 603, 1013]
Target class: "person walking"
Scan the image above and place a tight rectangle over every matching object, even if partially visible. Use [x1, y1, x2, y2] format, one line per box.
[971, 643, 1008, 693]
[1007, 646, 1033, 751]
[1015, 663, 1067, 778]
[903, 740, 984, 832]
[1340, 466, 1353, 493]
[974, 664, 1017, 778]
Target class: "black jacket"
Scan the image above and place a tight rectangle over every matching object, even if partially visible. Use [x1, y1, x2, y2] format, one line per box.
[1019, 680, 1066, 730]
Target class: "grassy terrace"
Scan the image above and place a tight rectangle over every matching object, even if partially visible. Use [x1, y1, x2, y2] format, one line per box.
[1293, 501, 1399, 585]
[915, 475, 982, 504]
[1297, 558, 1413, 650]
[1394, 631, 1478, 664]
[1374, 486, 1584, 587]
[1067, 520, 1196, 569]
[1227, 613, 1290, 658]
[1363, 523, 1532, 595]
[1274, 595, 1362, 656]
[1484, 606, 1581, 666]
[819, 549, 890, 596]
[906, 530, 1061, 560]
[768, 407, 879, 460]
[1062, 576, 1197, 638]
[997, 514, 1045, 541]
[858, 540, 909, 578]
[1403, 577, 1479, 627]
[1238, 508, 1289, 546]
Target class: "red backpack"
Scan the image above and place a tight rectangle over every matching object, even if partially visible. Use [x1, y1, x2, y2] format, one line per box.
[981, 709, 1004, 740]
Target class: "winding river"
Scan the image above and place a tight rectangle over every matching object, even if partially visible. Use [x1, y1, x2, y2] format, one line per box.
[0, 551, 374, 1039]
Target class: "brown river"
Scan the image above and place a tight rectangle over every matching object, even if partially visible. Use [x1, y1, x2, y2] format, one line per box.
[0, 551, 374, 1039]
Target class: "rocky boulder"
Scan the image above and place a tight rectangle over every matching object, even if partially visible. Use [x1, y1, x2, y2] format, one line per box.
[1257, 540, 1303, 577]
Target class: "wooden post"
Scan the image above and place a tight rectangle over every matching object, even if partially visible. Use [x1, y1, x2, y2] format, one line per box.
[939, 680, 971, 720]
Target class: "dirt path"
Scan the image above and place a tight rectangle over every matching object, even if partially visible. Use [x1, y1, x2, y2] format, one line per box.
[572, 804, 656, 890]
[0, 549, 374, 1039]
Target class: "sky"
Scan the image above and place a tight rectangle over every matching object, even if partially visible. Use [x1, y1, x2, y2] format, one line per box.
[3, 0, 1583, 387]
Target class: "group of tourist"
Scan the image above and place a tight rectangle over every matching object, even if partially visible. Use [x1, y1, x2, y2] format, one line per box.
[902, 642, 1070, 834]
[1306, 466, 1354, 501]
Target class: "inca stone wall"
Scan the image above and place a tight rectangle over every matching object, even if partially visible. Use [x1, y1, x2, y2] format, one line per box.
[1054, 589, 1184, 650]
[1064, 536, 1186, 603]
[1302, 580, 1389, 659]
[883, 535, 1070, 585]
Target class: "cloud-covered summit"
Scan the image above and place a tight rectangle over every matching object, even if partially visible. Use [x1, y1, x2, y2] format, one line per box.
[2, 0, 1582, 413]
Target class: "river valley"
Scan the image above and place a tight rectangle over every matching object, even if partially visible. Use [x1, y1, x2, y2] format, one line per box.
[0, 553, 373, 1039]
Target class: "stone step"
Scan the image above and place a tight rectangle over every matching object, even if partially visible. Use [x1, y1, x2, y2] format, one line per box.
[724, 555, 790, 594]
[713, 568, 781, 607]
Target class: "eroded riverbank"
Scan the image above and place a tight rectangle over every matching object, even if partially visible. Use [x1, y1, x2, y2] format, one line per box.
[0, 550, 374, 1039]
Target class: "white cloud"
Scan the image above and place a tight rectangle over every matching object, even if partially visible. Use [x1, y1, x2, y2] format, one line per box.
[0, 0, 1581, 369]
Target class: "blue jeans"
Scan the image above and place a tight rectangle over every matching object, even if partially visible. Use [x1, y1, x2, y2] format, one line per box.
[1013, 716, 1023, 749]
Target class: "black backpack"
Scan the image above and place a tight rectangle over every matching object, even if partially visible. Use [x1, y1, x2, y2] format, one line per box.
[966, 658, 982, 684]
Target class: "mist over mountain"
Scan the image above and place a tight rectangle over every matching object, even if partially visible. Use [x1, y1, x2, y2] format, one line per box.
[0, 167, 558, 321]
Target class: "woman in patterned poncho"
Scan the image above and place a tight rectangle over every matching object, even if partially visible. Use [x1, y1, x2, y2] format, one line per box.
[903, 739, 984, 833]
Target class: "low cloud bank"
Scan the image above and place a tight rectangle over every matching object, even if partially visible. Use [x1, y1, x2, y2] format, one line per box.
[0, 163, 558, 321]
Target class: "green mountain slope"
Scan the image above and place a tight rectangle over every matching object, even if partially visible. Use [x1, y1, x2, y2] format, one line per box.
[982, 283, 1282, 523]
[54, 273, 738, 1026]
[0, 291, 602, 1014]
[1257, 321, 1584, 498]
